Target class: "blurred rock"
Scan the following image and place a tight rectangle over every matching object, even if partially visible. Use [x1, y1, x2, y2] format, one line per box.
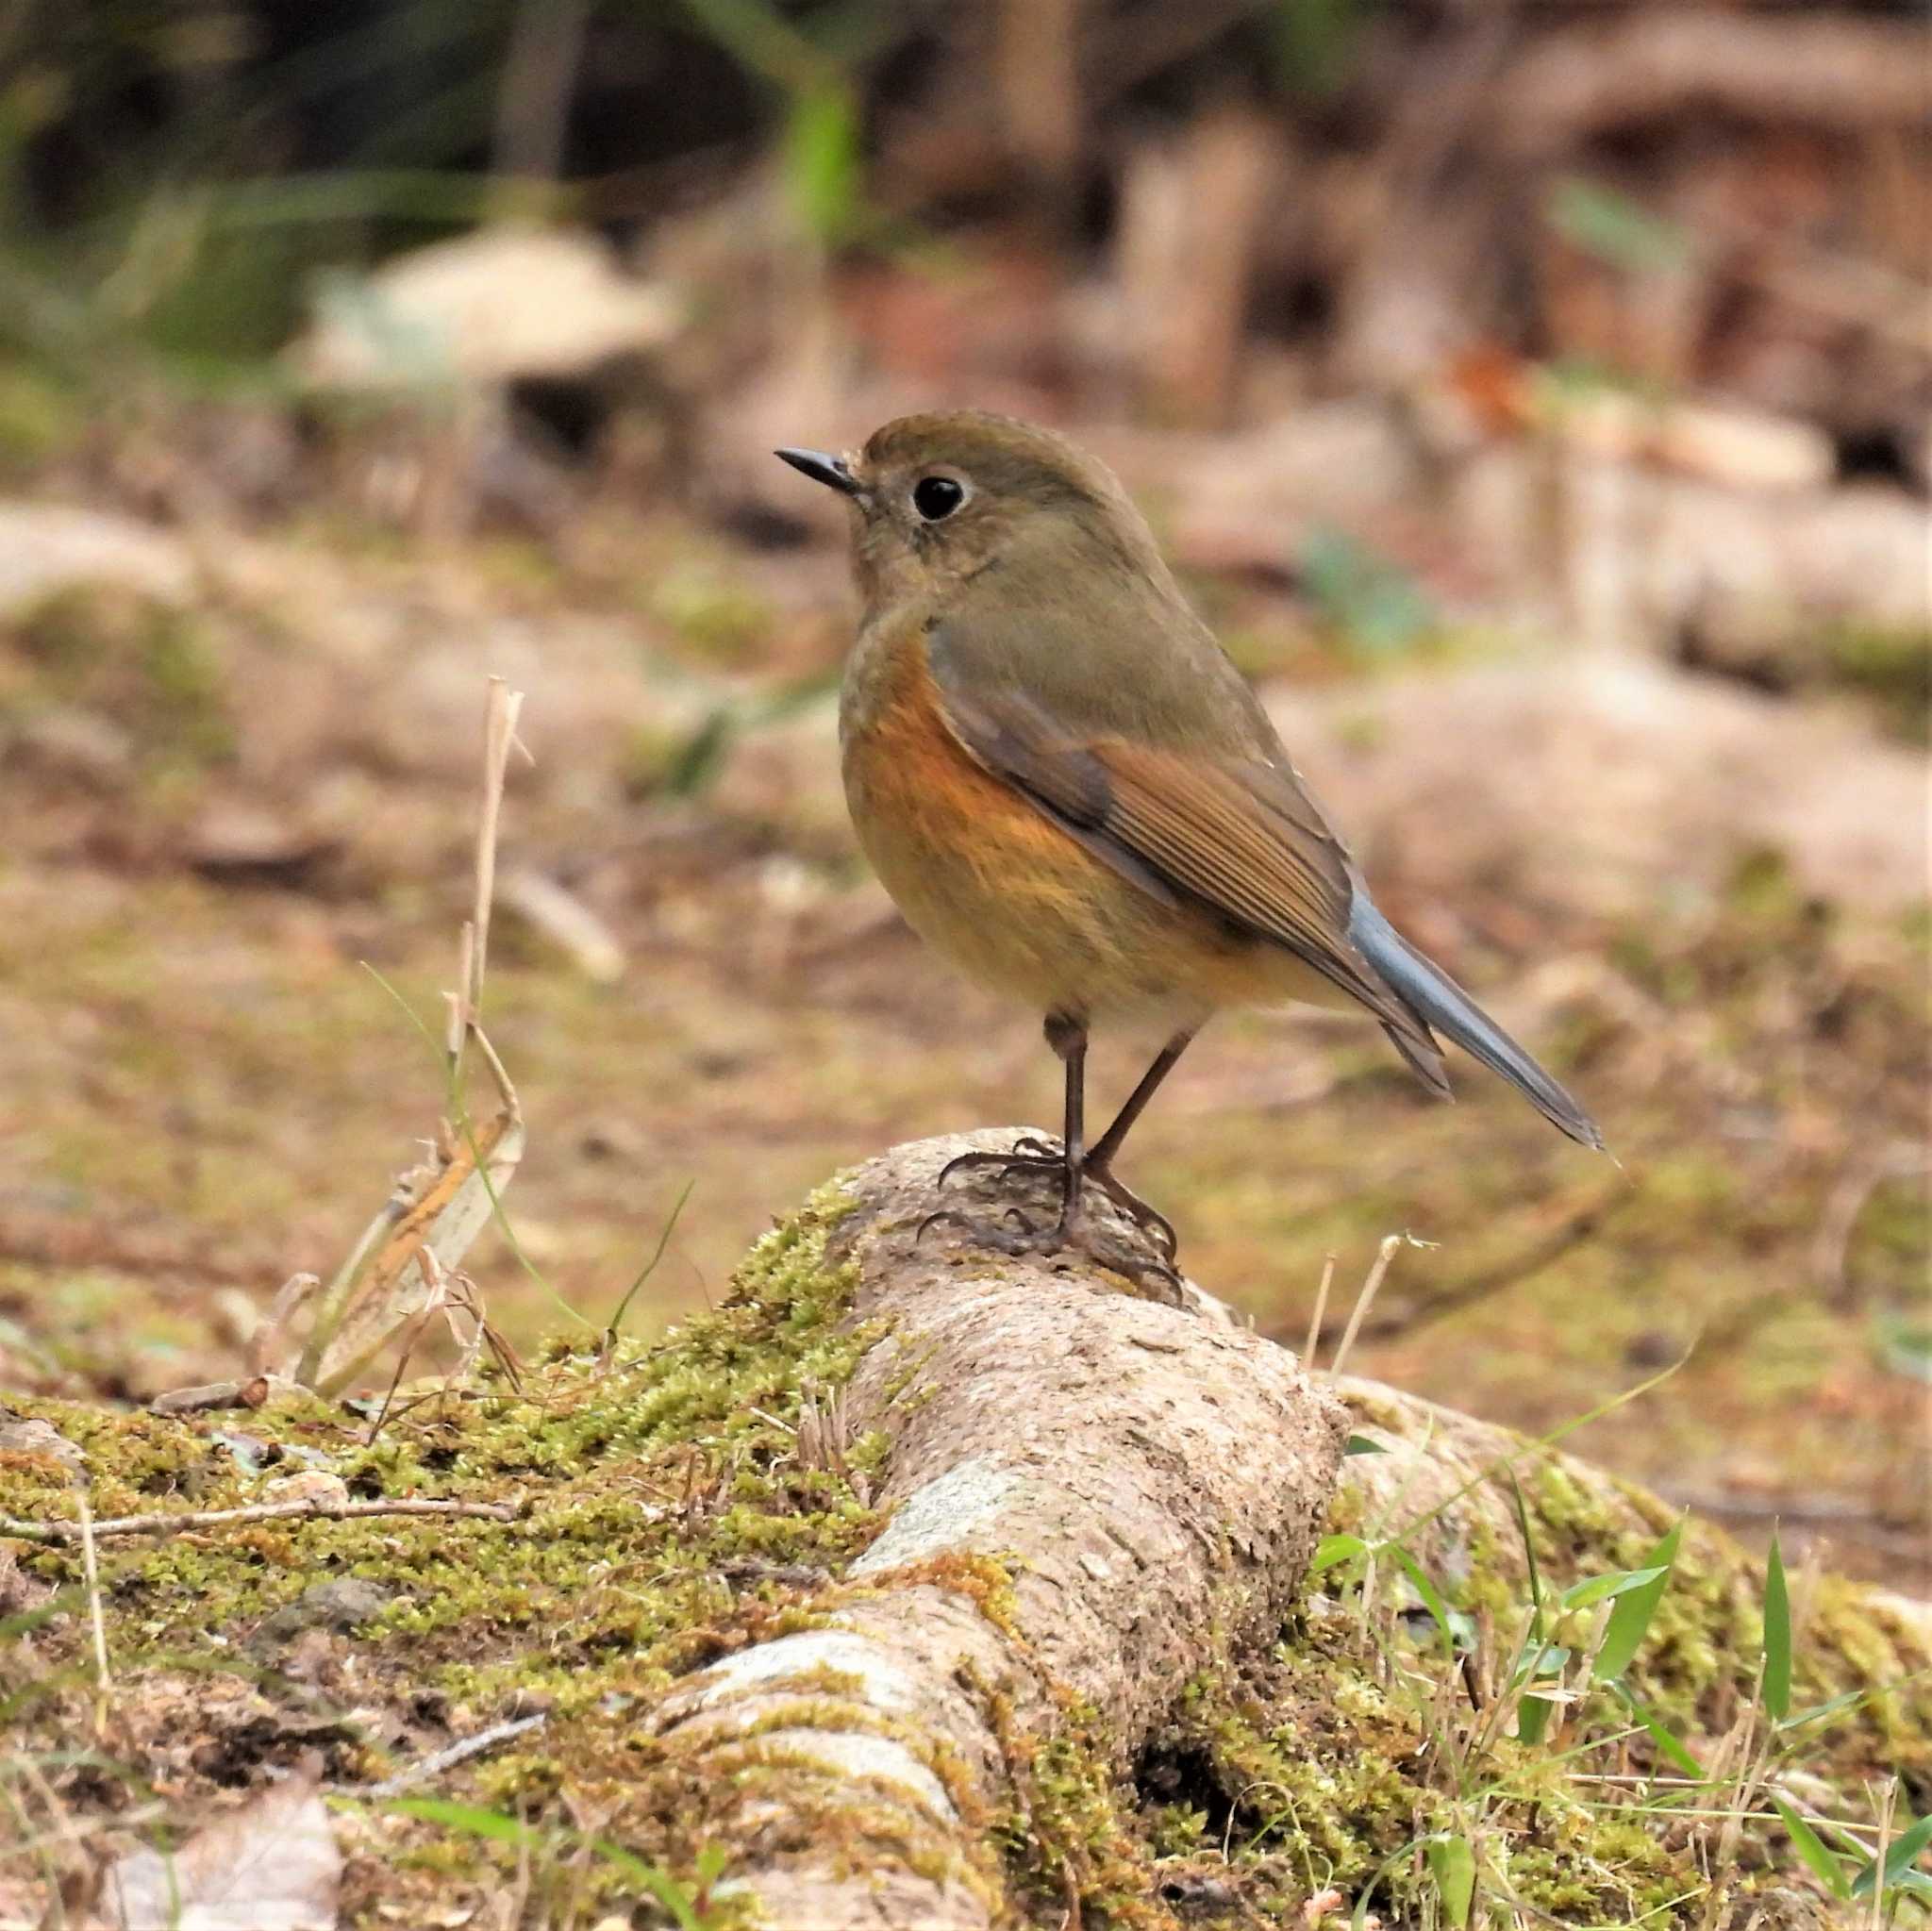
[1271, 649, 1928, 921]
[0, 504, 193, 615]
[7, 706, 134, 786]
[187, 803, 340, 889]
[290, 226, 682, 391]
[252, 1578, 396, 1651]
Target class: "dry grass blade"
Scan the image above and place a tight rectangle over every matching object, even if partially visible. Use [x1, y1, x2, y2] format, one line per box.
[1304, 1252, 1337, 1371]
[297, 1104, 525, 1398]
[0, 1497, 523, 1544]
[76, 1490, 111, 1725]
[1328, 1234, 1433, 1380]
[450, 677, 525, 1070]
[290, 679, 528, 1397]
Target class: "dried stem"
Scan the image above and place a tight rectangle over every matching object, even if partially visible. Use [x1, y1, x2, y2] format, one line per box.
[1, 1496, 524, 1546]
[1304, 1252, 1337, 1371]
[452, 678, 525, 1079]
[1327, 1234, 1430, 1380]
[77, 1490, 111, 1716]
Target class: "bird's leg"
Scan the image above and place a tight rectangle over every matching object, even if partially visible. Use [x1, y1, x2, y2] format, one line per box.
[923, 1014, 1182, 1298]
[1075, 1026, 1197, 1259]
[935, 1009, 1088, 1195]
[1042, 1010, 1087, 1231]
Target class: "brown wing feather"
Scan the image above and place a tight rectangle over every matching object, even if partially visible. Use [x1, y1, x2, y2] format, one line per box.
[929, 657, 1443, 1075]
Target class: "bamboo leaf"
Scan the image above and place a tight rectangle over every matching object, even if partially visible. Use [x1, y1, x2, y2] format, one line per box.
[1594, 1518, 1682, 1682]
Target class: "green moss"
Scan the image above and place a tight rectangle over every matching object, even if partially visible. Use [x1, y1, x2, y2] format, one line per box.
[642, 552, 774, 667]
[0, 364, 83, 470]
[7, 584, 233, 770]
[1824, 621, 1930, 741]
[5, 1178, 884, 1922]
[7, 1175, 1924, 1927]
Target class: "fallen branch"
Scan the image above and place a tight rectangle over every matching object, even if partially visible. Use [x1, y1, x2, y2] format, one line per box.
[643, 1132, 1349, 1931]
[0, 1496, 524, 1546]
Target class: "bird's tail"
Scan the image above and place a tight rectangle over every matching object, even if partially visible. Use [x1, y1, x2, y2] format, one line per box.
[1349, 898, 1605, 1152]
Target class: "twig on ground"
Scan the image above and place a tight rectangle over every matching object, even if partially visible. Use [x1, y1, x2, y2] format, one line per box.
[149, 1375, 273, 1415]
[358, 1713, 551, 1800]
[1, 1496, 524, 1546]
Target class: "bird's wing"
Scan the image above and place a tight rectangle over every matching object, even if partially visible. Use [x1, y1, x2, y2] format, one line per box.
[926, 625, 1448, 1085]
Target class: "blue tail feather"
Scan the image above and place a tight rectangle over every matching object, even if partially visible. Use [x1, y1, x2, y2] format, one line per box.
[1349, 897, 1605, 1152]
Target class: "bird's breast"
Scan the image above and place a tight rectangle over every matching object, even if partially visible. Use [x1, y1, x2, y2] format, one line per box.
[838, 626, 1314, 1021]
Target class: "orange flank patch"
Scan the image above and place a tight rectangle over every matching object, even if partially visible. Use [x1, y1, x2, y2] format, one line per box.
[841, 633, 1322, 1020]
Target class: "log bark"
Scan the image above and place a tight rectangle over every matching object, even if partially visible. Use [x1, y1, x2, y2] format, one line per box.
[638, 1136, 1932, 1927]
[646, 1132, 1351, 1930]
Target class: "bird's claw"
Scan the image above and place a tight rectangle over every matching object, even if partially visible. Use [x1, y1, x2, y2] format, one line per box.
[937, 1140, 1064, 1191]
[932, 1138, 1182, 1271]
[915, 1206, 1041, 1257]
[1084, 1167, 1179, 1263]
[916, 1193, 1183, 1303]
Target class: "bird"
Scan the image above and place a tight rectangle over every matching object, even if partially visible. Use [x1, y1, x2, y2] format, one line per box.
[776, 411, 1602, 1279]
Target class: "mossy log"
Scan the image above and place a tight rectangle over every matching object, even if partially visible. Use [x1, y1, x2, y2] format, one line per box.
[647, 1131, 1350, 1928]
[3, 1132, 1925, 1928]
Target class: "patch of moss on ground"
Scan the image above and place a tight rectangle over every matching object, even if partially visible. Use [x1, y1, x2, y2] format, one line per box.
[7, 584, 234, 772]
[4, 1178, 886, 1926]
[6, 1166, 1926, 1928]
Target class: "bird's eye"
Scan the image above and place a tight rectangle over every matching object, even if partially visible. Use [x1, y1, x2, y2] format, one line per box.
[911, 475, 965, 521]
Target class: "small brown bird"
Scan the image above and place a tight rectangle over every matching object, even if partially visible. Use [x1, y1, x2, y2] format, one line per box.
[778, 412, 1601, 1273]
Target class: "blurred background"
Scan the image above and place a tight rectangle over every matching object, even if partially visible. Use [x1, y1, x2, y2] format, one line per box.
[0, 0, 1924, 1582]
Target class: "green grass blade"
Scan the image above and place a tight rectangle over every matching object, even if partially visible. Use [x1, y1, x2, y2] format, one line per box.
[1313, 1532, 1367, 1575]
[1772, 1799, 1853, 1902]
[588, 1839, 707, 1929]
[1506, 1471, 1545, 1637]
[1594, 1518, 1682, 1682]
[1388, 1546, 1459, 1657]
[1426, 1834, 1476, 1929]
[608, 1179, 695, 1334]
[385, 1795, 541, 1845]
[1515, 1689, 1557, 1746]
[1761, 1529, 1791, 1722]
[1388, 1348, 1690, 1550]
[1850, 1812, 1932, 1900]
[1781, 1665, 1932, 1734]
[1610, 1683, 1706, 1781]
[383, 1801, 710, 1924]
[1563, 1564, 1669, 1611]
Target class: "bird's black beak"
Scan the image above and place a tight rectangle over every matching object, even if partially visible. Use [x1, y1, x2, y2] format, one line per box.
[774, 446, 862, 497]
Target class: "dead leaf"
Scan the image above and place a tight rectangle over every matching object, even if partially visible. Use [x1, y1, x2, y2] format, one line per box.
[94, 1758, 341, 1931]
[298, 1102, 525, 1396]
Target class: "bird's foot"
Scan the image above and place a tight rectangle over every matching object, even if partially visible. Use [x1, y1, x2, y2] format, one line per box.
[935, 1137, 1064, 1192]
[918, 1179, 1182, 1305]
[931, 1136, 1183, 1275]
[1079, 1161, 1179, 1265]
